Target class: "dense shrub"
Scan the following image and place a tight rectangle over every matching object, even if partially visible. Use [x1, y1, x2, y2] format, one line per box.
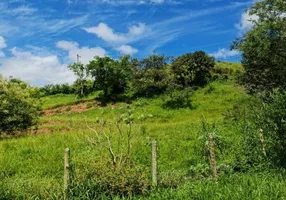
[69, 163, 150, 198]
[131, 53, 170, 97]
[226, 91, 286, 169]
[0, 76, 41, 134]
[171, 51, 215, 87]
[39, 83, 75, 96]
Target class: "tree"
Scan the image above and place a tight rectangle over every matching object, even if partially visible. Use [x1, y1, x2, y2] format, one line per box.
[68, 62, 89, 97]
[232, 0, 286, 93]
[87, 56, 133, 101]
[131, 53, 170, 97]
[171, 51, 215, 87]
[0, 75, 41, 135]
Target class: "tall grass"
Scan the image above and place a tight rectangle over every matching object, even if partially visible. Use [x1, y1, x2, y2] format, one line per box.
[1, 77, 285, 199]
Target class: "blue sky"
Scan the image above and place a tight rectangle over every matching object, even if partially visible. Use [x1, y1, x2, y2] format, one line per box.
[0, 0, 255, 85]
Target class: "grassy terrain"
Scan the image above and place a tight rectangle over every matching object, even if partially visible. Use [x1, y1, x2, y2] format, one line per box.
[1, 63, 286, 199]
[41, 92, 100, 109]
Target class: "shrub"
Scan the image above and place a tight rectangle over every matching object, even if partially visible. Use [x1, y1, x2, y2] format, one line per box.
[131, 53, 170, 98]
[171, 51, 215, 87]
[226, 91, 286, 169]
[69, 163, 150, 198]
[39, 83, 74, 96]
[72, 108, 151, 197]
[0, 76, 41, 135]
[162, 87, 193, 109]
[241, 91, 286, 168]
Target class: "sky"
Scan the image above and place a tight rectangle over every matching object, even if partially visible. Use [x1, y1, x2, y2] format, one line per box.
[0, 0, 256, 86]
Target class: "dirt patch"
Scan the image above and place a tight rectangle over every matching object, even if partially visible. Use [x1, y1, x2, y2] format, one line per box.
[43, 101, 100, 116]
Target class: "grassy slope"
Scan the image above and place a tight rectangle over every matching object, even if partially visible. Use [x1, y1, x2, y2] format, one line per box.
[41, 92, 100, 109]
[0, 63, 286, 199]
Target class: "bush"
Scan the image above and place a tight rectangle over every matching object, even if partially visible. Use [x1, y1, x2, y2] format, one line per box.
[39, 83, 74, 96]
[162, 87, 193, 109]
[0, 76, 41, 135]
[227, 91, 286, 169]
[69, 163, 150, 198]
[131, 53, 170, 98]
[171, 51, 215, 87]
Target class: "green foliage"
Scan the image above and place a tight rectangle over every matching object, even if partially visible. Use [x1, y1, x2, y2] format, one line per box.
[39, 83, 74, 96]
[171, 51, 215, 87]
[162, 87, 193, 109]
[131, 53, 170, 97]
[0, 76, 41, 135]
[2, 69, 286, 199]
[233, 0, 286, 93]
[72, 80, 94, 98]
[87, 56, 133, 101]
[69, 164, 150, 198]
[239, 91, 286, 168]
[68, 62, 90, 97]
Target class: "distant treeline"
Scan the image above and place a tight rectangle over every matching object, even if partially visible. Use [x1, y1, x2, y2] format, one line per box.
[39, 51, 223, 99]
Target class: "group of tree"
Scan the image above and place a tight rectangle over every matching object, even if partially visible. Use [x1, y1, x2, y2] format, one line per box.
[66, 51, 215, 101]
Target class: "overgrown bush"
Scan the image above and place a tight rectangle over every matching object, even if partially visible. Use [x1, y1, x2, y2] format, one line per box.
[0, 76, 41, 135]
[171, 51, 215, 87]
[73, 108, 151, 197]
[240, 91, 286, 168]
[131, 53, 170, 98]
[225, 90, 286, 169]
[162, 86, 193, 109]
[69, 163, 150, 198]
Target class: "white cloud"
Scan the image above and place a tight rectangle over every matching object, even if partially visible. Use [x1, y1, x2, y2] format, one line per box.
[210, 48, 240, 59]
[236, 11, 258, 31]
[83, 23, 148, 44]
[115, 45, 138, 55]
[0, 48, 75, 86]
[84, 23, 127, 44]
[56, 40, 106, 64]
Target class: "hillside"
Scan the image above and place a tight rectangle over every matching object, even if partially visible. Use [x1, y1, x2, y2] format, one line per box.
[0, 63, 286, 199]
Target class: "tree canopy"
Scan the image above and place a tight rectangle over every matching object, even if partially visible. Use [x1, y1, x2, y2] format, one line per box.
[0, 75, 41, 134]
[233, 0, 286, 93]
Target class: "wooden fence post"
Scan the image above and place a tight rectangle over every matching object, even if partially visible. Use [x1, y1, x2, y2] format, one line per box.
[64, 148, 70, 200]
[152, 140, 158, 187]
[208, 134, 217, 179]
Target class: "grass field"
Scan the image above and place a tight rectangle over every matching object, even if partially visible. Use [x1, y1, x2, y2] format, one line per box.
[1, 63, 286, 199]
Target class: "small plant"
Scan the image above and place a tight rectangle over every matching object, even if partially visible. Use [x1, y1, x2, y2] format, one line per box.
[162, 86, 193, 109]
[196, 118, 226, 178]
[81, 107, 150, 196]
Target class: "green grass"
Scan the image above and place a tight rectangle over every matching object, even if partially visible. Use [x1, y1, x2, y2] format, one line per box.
[1, 67, 286, 199]
[41, 92, 100, 109]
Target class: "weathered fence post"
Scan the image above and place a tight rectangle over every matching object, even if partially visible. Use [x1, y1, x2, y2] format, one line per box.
[208, 133, 217, 179]
[64, 148, 70, 200]
[152, 140, 158, 187]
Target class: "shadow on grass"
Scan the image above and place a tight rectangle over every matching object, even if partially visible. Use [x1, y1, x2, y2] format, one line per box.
[161, 98, 195, 109]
